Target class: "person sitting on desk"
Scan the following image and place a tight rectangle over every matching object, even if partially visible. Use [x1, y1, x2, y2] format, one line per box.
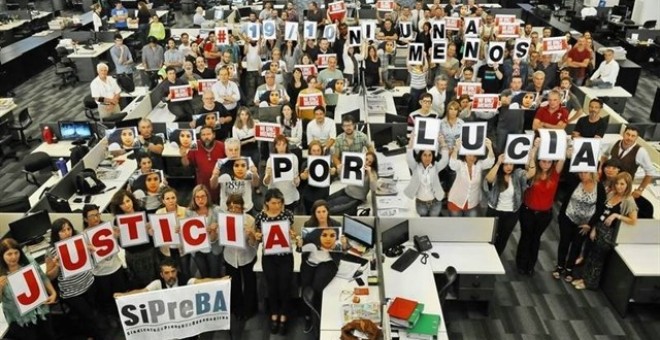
[161, 66, 194, 122]
[298, 199, 346, 333]
[565, 37, 592, 86]
[587, 49, 620, 89]
[164, 38, 185, 74]
[111, 1, 128, 30]
[532, 90, 568, 131]
[212, 66, 241, 120]
[90, 62, 121, 119]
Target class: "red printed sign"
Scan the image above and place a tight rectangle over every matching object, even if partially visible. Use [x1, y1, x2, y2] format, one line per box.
[494, 14, 517, 26]
[496, 23, 520, 38]
[149, 212, 180, 248]
[456, 82, 482, 97]
[542, 37, 569, 55]
[255, 122, 282, 142]
[216, 27, 229, 45]
[8, 265, 48, 316]
[298, 93, 324, 108]
[328, 1, 346, 14]
[198, 79, 217, 93]
[180, 216, 210, 254]
[55, 235, 93, 279]
[116, 212, 149, 247]
[296, 64, 318, 79]
[316, 53, 337, 68]
[218, 213, 246, 248]
[83, 222, 119, 264]
[445, 17, 462, 31]
[169, 85, 193, 102]
[262, 220, 291, 255]
[376, 0, 394, 11]
[471, 94, 501, 112]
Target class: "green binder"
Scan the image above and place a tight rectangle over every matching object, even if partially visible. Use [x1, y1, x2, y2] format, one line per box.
[408, 313, 440, 337]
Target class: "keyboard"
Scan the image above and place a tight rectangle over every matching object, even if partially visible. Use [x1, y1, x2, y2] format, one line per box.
[390, 249, 420, 272]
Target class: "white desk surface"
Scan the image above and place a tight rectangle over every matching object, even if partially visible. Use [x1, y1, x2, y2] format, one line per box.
[0, 100, 17, 119]
[320, 330, 342, 340]
[579, 86, 633, 99]
[429, 242, 506, 275]
[0, 19, 27, 31]
[382, 248, 448, 338]
[320, 267, 378, 331]
[147, 104, 177, 123]
[121, 86, 149, 98]
[68, 158, 136, 212]
[68, 42, 114, 58]
[615, 244, 660, 277]
[335, 89, 396, 124]
[31, 140, 76, 158]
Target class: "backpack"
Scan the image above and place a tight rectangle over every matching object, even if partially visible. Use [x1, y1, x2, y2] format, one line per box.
[75, 169, 106, 195]
[70, 144, 90, 167]
[116, 73, 135, 93]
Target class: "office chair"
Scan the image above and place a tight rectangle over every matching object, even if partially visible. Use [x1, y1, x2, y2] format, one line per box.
[0, 119, 18, 165]
[642, 20, 657, 29]
[22, 152, 54, 187]
[84, 95, 101, 122]
[48, 56, 77, 89]
[9, 108, 39, 146]
[0, 195, 31, 212]
[635, 196, 654, 219]
[302, 286, 321, 339]
[438, 266, 458, 305]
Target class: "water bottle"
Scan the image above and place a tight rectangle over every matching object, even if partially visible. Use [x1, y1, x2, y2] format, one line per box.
[42, 126, 53, 144]
[55, 158, 68, 177]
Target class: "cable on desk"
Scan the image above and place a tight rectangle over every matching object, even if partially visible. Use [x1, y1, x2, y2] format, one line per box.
[420, 252, 429, 265]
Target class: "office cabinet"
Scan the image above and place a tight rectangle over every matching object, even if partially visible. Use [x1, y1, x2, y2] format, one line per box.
[456, 274, 495, 302]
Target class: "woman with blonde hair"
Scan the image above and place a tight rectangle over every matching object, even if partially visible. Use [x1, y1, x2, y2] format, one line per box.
[186, 184, 224, 278]
[233, 106, 260, 167]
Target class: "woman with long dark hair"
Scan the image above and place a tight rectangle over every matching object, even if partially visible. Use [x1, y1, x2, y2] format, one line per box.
[364, 45, 381, 87]
[0, 238, 57, 340]
[45, 218, 103, 340]
[448, 138, 495, 217]
[404, 133, 449, 217]
[155, 187, 190, 279]
[484, 140, 539, 255]
[286, 67, 307, 106]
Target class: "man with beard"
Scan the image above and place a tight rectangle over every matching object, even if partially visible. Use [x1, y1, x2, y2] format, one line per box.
[181, 126, 226, 203]
[137, 118, 165, 169]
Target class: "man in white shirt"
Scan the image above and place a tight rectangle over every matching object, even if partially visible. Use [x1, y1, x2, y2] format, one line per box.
[178, 32, 193, 57]
[587, 49, 619, 88]
[90, 63, 121, 118]
[427, 75, 452, 116]
[306, 106, 337, 153]
[212, 66, 241, 114]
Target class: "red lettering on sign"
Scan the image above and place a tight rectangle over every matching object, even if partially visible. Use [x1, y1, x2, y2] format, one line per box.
[264, 225, 289, 249]
[58, 238, 89, 272]
[91, 228, 115, 258]
[182, 219, 207, 246]
[16, 269, 41, 306]
[118, 215, 144, 240]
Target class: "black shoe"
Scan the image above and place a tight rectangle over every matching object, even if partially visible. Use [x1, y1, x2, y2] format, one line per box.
[279, 320, 288, 336]
[270, 319, 279, 334]
[303, 316, 313, 334]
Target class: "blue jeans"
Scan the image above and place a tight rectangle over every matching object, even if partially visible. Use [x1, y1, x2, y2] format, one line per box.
[415, 199, 443, 217]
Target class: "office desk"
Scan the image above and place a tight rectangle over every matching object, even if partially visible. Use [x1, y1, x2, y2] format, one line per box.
[620, 39, 656, 64]
[578, 86, 632, 114]
[68, 158, 136, 212]
[335, 90, 397, 123]
[31, 140, 77, 158]
[0, 99, 17, 119]
[0, 19, 28, 32]
[67, 31, 134, 81]
[601, 244, 660, 317]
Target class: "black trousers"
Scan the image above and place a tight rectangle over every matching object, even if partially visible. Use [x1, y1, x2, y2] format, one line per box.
[6, 317, 55, 340]
[487, 207, 520, 255]
[516, 206, 553, 273]
[262, 254, 294, 317]
[64, 288, 104, 339]
[300, 260, 338, 316]
[225, 258, 258, 318]
[168, 100, 194, 122]
[94, 266, 129, 316]
[557, 214, 588, 271]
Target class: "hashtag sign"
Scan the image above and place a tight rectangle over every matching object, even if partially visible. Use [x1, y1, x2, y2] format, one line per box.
[218, 29, 227, 44]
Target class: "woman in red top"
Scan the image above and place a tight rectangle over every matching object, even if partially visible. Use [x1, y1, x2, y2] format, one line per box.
[516, 155, 565, 276]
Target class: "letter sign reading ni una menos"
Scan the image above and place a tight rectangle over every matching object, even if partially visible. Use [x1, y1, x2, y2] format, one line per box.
[407, 43, 424, 65]
[361, 21, 376, 41]
[504, 134, 534, 164]
[413, 118, 440, 151]
[149, 212, 180, 248]
[464, 17, 481, 37]
[116, 212, 149, 247]
[271, 154, 295, 183]
[217, 213, 246, 249]
[431, 41, 447, 63]
[570, 138, 601, 173]
[348, 26, 362, 46]
[285, 22, 298, 41]
[431, 21, 445, 40]
[514, 38, 531, 60]
[460, 122, 488, 156]
[399, 22, 412, 39]
[340, 152, 365, 186]
[8, 264, 48, 316]
[262, 221, 291, 255]
[55, 234, 93, 279]
[538, 129, 568, 160]
[308, 155, 331, 187]
[487, 42, 506, 64]
[84, 221, 120, 264]
[463, 38, 481, 61]
[180, 216, 211, 254]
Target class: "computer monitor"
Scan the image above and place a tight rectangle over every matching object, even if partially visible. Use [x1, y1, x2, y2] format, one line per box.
[238, 6, 252, 18]
[46, 193, 72, 213]
[257, 106, 280, 123]
[58, 121, 93, 141]
[381, 220, 409, 257]
[62, 31, 93, 43]
[341, 109, 361, 124]
[9, 210, 52, 246]
[343, 215, 375, 248]
[96, 31, 118, 42]
[370, 123, 393, 149]
[611, 5, 627, 19]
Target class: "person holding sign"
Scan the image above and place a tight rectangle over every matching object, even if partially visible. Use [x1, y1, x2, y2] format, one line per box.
[448, 138, 495, 217]
[405, 133, 450, 216]
[160, 66, 194, 122]
[186, 184, 224, 279]
[254, 188, 296, 335]
[484, 140, 540, 255]
[0, 239, 57, 339]
[264, 135, 301, 210]
[553, 171, 606, 283]
[300, 140, 337, 214]
[223, 194, 259, 320]
[45, 218, 103, 340]
[297, 75, 326, 120]
[516, 149, 566, 276]
[306, 106, 337, 154]
[407, 93, 441, 137]
[154, 187, 190, 278]
[327, 151, 379, 216]
[571, 173, 638, 290]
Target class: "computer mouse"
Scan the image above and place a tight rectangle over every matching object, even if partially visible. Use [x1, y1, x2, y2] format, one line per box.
[431, 252, 440, 259]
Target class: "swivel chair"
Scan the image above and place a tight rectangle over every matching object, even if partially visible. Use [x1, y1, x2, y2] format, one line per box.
[9, 108, 39, 146]
[438, 266, 458, 305]
[0, 195, 31, 212]
[84, 95, 101, 122]
[48, 52, 78, 89]
[642, 20, 657, 29]
[302, 286, 321, 339]
[22, 152, 54, 187]
[0, 119, 18, 165]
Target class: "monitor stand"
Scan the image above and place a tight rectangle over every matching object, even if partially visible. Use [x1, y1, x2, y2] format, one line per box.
[23, 235, 45, 247]
[384, 245, 404, 258]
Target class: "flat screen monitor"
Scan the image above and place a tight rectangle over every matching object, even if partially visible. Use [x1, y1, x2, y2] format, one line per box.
[343, 215, 374, 247]
[370, 123, 393, 148]
[58, 121, 93, 141]
[9, 210, 52, 245]
[96, 31, 118, 43]
[341, 109, 361, 124]
[238, 7, 252, 18]
[381, 220, 409, 252]
[257, 106, 280, 123]
[62, 31, 93, 43]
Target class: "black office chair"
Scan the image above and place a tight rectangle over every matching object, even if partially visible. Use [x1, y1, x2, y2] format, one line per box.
[48, 56, 77, 89]
[438, 266, 458, 305]
[642, 20, 657, 29]
[22, 152, 54, 187]
[302, 286, 321, 339]
[0, 119, 18, 165]
[84, 95, 101, 122]
[0, 195, 31, 212]
[635, 196, 655, 219]
[9, 108, 39, 146]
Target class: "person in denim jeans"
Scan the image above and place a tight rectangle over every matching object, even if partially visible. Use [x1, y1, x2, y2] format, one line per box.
[404, 133, 449, 217]
[447, 138, 495, 217]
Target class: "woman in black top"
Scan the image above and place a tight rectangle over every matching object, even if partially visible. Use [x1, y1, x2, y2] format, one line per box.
[254, 189, 296, 336]
[286, 68, 307, 107]
[364, 45, 381, 87]
[137, 1, 152, 46]
[416, 22, 432, 53]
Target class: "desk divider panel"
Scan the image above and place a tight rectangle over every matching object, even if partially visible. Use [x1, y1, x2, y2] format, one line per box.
[82, 137, 109, 170]
[616, 220, 660, 244]
[377, 217, 496, 243]
[124, 91, 153, 120]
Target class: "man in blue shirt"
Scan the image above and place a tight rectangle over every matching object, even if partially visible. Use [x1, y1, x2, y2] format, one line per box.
[111, 2, 128, 30]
